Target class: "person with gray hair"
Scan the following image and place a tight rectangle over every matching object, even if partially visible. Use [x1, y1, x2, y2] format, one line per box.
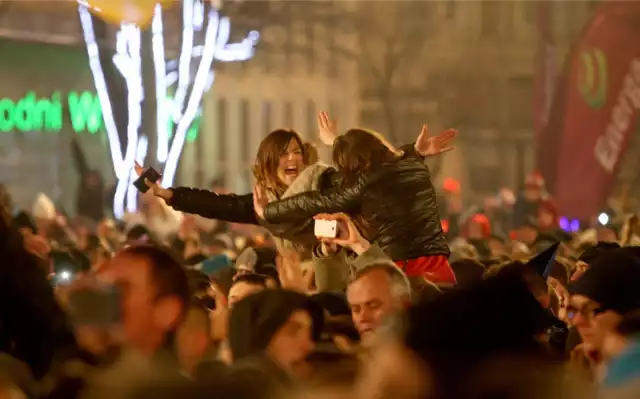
[310, 213, 412, 346]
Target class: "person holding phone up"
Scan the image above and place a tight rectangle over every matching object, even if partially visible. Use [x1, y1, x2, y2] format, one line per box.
[254, 126, 458, 284]
[134, 113, 454, 262]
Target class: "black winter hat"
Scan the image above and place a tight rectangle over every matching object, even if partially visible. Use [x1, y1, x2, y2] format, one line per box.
[228, 289, 324, 361]
[578, 241, 621, 264]
[570, 248, 640, 314]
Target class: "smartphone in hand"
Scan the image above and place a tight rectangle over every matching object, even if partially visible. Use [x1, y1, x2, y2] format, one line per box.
[314, 219, 338, 239]
[68, 285, 122, 326]
[133, 167, 162, 193]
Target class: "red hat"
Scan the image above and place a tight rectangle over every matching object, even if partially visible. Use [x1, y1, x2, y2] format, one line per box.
[443, 178, 461, 193]
[466, 213, 491, 238]
[525, 171, 545, 189]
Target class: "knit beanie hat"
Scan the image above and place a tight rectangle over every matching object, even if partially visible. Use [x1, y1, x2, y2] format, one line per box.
[570, 248, 640, 314]
[228, 289, 324, 361]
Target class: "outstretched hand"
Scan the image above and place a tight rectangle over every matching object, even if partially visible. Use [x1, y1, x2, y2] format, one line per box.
[415, 124, 457, 157]
[318, 111, 338, 146]
[314, 213, 370, 255]
[133, 162, 173, 201]
[252, 184, 268, 220]
[277, 250, 315, 294]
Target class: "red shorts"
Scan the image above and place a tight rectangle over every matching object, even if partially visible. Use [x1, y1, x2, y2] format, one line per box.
[395, 255, 457, 284]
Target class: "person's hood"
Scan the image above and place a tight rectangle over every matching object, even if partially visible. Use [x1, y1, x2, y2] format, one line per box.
[228, 289, 324, 361]
[32, 193, 56, 221]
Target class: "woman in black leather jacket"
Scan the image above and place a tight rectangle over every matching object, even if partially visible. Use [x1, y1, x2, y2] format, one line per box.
[138, 128, 336, 258]
[137, 116, 452, 259]
[258, 128, 456, 284]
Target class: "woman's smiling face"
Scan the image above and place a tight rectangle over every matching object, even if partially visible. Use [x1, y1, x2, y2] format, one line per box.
[277, 138, 305, 187]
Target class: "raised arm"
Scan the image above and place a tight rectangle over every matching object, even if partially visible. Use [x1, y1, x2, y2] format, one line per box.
[133, 162, 259, 225]
[263, 176, 366, 224]
[167, 188, 259, 225]
[71, 138, 90, 177]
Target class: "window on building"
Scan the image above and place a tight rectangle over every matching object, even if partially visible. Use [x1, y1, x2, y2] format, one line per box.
[263, 101, 273, 134]
[217, 99, 227, 167]
[284, 102, 294, 129]
[481, 1, 500, 37]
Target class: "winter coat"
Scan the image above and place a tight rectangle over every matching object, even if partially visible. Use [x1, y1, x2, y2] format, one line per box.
[166, 163, 338, 259]
[263, 154, 450, 261]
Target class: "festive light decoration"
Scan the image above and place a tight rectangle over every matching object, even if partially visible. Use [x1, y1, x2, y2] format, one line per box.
[160, 5, 219, 188]
[77, 0, 176, 28]
[127, 135, 148, 212]
[78, 6, 129, 181]
[78, 0, 259, 219]
[152, 4, 169, 163]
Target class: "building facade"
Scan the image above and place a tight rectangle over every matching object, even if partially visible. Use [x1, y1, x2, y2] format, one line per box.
[179, 0, 360, 193]
[0, 1, 360, 210]
[357, 0, 596, 200]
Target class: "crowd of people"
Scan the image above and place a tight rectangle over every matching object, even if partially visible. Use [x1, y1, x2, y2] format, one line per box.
[0, 112, 639, 399]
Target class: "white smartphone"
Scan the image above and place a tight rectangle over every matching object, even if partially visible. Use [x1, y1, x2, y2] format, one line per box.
[314, 219, 338, 238]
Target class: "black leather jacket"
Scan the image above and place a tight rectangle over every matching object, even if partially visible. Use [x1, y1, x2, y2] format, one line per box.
[166, 169, 341, 226]
[263, 153, 450, 261]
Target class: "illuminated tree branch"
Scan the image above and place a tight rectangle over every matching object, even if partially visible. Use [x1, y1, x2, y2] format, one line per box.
[78, 0, 259, 219]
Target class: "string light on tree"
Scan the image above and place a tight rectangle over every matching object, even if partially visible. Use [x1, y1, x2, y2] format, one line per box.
[78, 0, 259, 219]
